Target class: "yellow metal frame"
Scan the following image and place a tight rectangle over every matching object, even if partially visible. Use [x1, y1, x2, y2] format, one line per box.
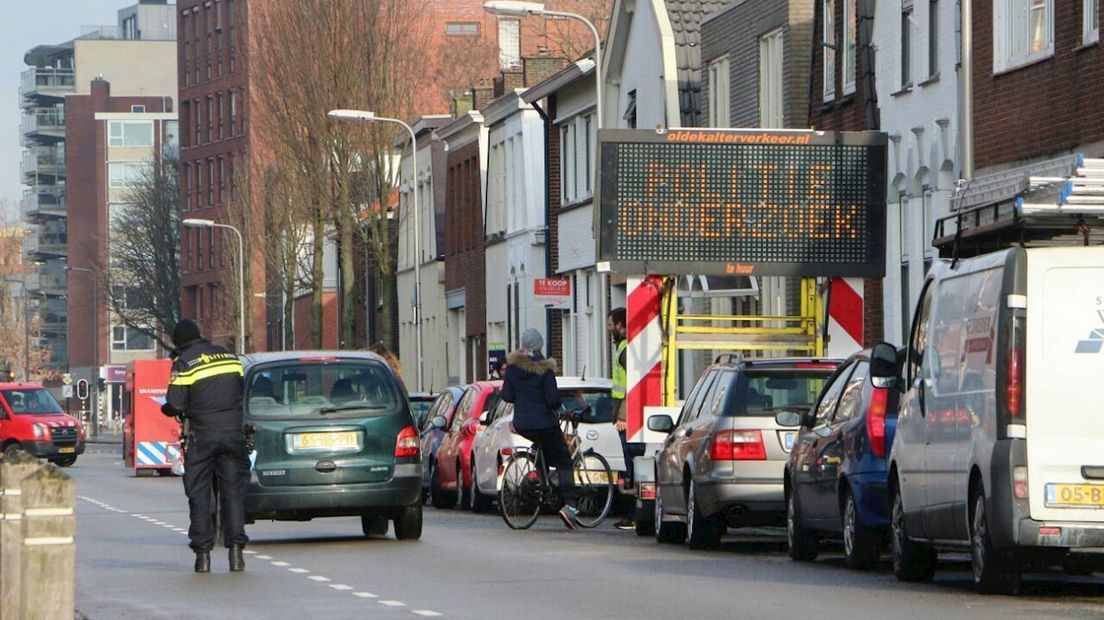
[661, 277, 824, 407]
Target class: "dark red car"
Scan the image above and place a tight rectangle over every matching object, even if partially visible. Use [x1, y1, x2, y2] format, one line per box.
[431, 381, 501, 509]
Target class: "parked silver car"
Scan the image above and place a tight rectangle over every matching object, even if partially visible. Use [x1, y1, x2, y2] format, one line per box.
[649, 355, 840, 549]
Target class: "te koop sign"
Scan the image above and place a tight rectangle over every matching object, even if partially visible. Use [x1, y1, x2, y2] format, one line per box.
[534, 278, 572, 310]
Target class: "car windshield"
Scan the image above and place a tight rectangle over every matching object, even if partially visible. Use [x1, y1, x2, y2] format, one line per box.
[725, 370, 832, 417]
[245, 362, 401, 419]
[559, 388, 616, 424]
[2, 389, 64, 415]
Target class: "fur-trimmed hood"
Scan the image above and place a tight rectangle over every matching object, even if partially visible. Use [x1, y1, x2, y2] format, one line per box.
[506, 350, 557, 376]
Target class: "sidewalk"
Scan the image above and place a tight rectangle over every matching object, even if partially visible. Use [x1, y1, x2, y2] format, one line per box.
[85, 431, 123, 444]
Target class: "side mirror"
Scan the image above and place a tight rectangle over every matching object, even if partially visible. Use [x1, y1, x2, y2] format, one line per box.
[647, 414, 675, 434]
[870, 342, 900, 388]
[430, 415, 447, 430]
[478, 411, 489, 425]
[774, 410, 802, 428]
[801, 410, 816, 429]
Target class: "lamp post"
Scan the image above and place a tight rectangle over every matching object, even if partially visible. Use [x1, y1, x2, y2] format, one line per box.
[328, 109, 424, 392]
[483, 1, 610, 373]
[182, 218, 245, 355]
[65, 265, 98, 435]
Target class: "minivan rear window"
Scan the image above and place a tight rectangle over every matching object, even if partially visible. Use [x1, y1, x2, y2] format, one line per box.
[246, 362, 402, 419]
[560, 388, 616, 424]
[724, 370, 831, 417]
[1, 389, 64, 415]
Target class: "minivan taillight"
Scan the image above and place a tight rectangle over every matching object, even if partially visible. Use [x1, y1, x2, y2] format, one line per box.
[866, 387, 888, 458]
[1007, 346, 1023, 418]
[710, 430, 766, 461]
[394, 426, 418, 458]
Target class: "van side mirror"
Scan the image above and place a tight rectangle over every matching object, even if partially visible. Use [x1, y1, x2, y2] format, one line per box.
[870, 342, 900, 387]
[647, 415, 674, 434]
[774, 410, 802, 427]
[430, 415, 447, 430]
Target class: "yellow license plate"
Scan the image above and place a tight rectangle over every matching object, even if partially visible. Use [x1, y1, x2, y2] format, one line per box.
[575, 470, 613, 485]
[1046, 483, 1104, 507]
[294, 431, 358, 450]
[58, 446, 75, 454]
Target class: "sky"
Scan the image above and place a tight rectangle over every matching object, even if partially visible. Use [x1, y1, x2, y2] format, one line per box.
[2, 0, 133, 223]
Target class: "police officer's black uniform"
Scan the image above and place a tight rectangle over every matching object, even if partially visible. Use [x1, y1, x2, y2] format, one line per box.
[160, 319, 249, 573]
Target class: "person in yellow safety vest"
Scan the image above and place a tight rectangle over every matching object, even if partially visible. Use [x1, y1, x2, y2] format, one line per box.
[608, 307, 640, 530]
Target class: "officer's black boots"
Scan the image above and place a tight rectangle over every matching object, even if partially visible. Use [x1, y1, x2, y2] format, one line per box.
[194, 551, 210, 573]
[229, 544, 245, 572]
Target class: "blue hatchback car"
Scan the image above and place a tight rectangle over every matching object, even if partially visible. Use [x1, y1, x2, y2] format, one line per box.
[784, 343, 902, 569]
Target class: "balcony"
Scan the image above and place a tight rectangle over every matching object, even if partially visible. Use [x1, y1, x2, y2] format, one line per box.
[20, 67, 75, 101]
[26, 233, 67, 258]
[25, 269, 66, 297]
[21, 148, 65, 183]
[22, 187, 66, 221]
[21, 108, 66, 141]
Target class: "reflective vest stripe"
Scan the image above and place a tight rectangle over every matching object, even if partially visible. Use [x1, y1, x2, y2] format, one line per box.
[611, 340, 627, 399]
[170, 360, 243, 386]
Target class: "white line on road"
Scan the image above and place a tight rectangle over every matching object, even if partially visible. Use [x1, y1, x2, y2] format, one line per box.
[254, 554, 273, 560]
[309, 575, 331, 582]
[412, 611, 443, 617]
[353, 592, 378, 599]
[329, 584, 353, 591]
[270, 561, 290, 567]
[243, 550, 257, 555]
[378, 600, 406, 607]
[288, 568, 309, 574]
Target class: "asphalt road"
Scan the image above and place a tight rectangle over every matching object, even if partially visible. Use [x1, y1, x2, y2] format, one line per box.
[71, 448, 1104, 619]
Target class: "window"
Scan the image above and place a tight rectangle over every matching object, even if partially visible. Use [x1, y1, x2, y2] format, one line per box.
[446, 22, 479, 36]
[182, 12, 191, 86]
[584, 115, 593, 194]
[929, 0, 940, 77]
[206, 96, 214, 143]
[130, 104, 146, 113]
[207, 159, 214, 205]
[183, 162, 192, 210]
[709, 55, 731, 128]
[834, 362, 869, 422]
[108, 162, 147, 188]
[498, 19, 520, 69]
[111, 325, 155, 351]
[843, 0, 857, 93]
[624, 90, 637, 128]
[560, 124, 573, 203]
[194, 98, 202, 145]
[164, 120, 179, 155]
[217, 93, 224, 140]
[994, 0, 1054, 72]
[1086, 0, 1099, 44]
[229, 90, 238, 136]
[219, 156, 226, 204]
[758, 32, 783, 128]
[122, 15, 138, 40]
[907, 281, 935, 383]
[823, 0, 836, 101]
[208, 227, 215, 268]
[813, 363, 852, 426]
[108, 121, 154, 147]
[901, 1, 913, 87]
[677, 371, 718, 426]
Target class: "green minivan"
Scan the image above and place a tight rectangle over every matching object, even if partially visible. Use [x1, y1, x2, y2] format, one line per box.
[242, 352, 422, 540]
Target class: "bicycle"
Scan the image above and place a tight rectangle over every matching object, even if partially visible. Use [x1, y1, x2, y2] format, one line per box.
[498, 406, 615, 530]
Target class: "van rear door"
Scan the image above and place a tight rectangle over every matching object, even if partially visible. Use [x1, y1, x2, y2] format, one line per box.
[1026, 247, 1104, 522]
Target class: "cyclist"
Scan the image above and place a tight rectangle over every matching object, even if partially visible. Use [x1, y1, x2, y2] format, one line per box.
[502, 328, 579, 530]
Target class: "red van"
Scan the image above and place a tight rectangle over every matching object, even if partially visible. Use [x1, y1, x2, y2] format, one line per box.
[0, 382, 85, 466]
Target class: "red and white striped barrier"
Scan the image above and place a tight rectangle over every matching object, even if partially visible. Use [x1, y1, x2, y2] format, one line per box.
[826, 277, 864, 358]
[625, 275, 664, 442]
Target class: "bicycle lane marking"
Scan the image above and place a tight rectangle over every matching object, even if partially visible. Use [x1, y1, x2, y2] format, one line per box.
[77, 495, 449, 617]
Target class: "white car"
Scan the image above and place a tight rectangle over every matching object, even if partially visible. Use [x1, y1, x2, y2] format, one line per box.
[467, 377, 624, 512]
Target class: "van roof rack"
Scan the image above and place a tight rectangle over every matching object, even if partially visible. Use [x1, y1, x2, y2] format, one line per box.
[934, 157, 1104, 259]
[714, 353, 744, 365]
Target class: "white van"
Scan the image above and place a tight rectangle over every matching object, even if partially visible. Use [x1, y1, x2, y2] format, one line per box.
[889, 246, 1104, 594]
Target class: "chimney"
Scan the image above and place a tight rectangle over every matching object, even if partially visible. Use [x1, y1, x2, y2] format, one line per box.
[498, 66, 525, 95]
[451, 91, 474, 117]
[471, 80, 496, 112]
[523, 53, 568, 88]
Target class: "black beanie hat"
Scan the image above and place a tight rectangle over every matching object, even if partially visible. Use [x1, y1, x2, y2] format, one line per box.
[172, 319, 202, 348]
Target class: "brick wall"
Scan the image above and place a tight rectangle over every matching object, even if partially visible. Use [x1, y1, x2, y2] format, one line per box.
[973, 0, 1104, 169]
[545, 96, 563, 363]
[444, 140, 487, 379]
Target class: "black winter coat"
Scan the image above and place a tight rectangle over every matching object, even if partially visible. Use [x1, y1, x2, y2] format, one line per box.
[160, 339, 245, 432]
[501, 350, 561, 431]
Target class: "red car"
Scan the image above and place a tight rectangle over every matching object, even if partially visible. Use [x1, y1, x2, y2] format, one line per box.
[432, 381, 501, 509]
[0, 382, 85, 466]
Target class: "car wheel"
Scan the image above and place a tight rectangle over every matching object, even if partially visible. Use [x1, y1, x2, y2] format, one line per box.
[787, 488, 819, 561]
[890, 481, 936, 582]
[361, 515, 389, 537]
[429, 460, 455, 510]
[842, 489, 880, 570]
[686, 479, 723, 550]
[971, 490, 1020, 595]
[654, 486, 686, 544]
[51, 455, 77, 468]
[3, 442, 23, 459]
[469, 456, 493, 514]
[393, 503, 423, 541]
[457, 460, 471, 510]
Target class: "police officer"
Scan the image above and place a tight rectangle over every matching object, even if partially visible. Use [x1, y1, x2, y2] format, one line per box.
[608, 307, 642, 530]
[160, 319, 249, 573]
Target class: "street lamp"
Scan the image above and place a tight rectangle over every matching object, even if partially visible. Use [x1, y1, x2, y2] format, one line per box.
[483, 1, 610, 373]
[182, 218, 245, 355]
[65, 265, 99, 435]
[328, 108, 424, 392]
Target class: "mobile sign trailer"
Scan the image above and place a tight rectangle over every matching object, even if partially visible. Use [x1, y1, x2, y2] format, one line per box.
[594, 128, 889, 535]
[122, 359, 181, 477]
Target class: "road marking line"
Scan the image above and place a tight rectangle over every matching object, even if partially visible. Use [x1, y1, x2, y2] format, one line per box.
[288, 568, 309, 574]
[353, 592, 377, 599]
[173, 528, 186, 532]
[413, 612, 443, 617]
[379, 601, 406, 607]
[270, 561, 290, 567]
[309, 576, 331, 582]
[254, 555, 273, 560]
[329, 584, 353, 591]
[243, 550, 257, 555]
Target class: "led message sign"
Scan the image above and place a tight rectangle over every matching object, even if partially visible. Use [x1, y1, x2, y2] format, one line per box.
[597, 129, 887, 277]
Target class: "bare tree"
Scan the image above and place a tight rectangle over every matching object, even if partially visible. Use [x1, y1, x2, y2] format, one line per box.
[100, 155, 181, 350]
[0, 220, 55, 380]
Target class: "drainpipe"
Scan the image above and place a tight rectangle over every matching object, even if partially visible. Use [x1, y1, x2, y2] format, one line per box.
[961, 0, 974, 181]
[530, 98, 554, 360]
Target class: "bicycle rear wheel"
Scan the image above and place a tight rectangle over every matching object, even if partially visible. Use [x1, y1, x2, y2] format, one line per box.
[499, 452, 542, 530]
[573, 450, 614, 528]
